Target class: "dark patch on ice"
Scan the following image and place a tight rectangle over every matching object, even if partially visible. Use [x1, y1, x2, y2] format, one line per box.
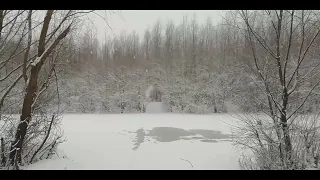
[190, 137, 204, 140]
[189, 129, 231, 139]
[200, 139, 218, 143]
[129, 127, 232, 150]
[132, 128, 145, 151]
[147, 127, 195, 142]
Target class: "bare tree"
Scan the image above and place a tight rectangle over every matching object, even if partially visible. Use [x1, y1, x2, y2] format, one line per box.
[232, 10, 320, 169]
[0, 10, 97, 169]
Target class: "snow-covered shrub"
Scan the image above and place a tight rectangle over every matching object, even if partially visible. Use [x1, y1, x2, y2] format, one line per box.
[108, 88, 144, 113]
[0, 112, 63, 169]
[234, 114, 320, 170]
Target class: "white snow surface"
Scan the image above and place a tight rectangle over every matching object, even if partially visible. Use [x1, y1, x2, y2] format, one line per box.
[23, 113, 241, 170]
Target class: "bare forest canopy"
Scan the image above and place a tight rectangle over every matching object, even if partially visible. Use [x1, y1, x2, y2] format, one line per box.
[1, 11, 320, 114]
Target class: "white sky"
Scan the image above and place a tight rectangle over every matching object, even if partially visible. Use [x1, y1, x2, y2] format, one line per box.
[88, 10, 224, 40]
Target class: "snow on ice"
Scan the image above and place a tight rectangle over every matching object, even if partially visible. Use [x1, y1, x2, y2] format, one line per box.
[23, 114, 241, 170]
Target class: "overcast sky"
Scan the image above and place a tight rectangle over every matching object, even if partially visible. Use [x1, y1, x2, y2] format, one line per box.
[88, 10, 224, 40]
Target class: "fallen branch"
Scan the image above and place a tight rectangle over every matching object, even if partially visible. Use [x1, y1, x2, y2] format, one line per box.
[180, 158, 194, 168]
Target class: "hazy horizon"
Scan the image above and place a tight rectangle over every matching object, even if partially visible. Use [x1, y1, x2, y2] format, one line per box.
[88, 10, 224, 40]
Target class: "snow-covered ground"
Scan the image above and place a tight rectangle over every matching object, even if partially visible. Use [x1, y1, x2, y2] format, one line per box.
[24, 113, 242, 170]
[145, 102, 167, 113]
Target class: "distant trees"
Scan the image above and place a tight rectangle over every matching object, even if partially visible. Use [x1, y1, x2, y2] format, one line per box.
[50, 16, 206, 113]
[49, 12, 254, 114]
[23, 11, 319, 117]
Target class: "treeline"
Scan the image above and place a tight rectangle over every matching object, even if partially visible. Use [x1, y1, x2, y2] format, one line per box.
[2, 11, 320, 115]
[55, 14, 249, 113]
[45, 11, 320, 114]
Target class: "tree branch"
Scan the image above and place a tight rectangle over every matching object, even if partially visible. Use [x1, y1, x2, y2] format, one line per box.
[23, 10, 32, 84]
[30, 115, 55, 163]
[180, 158, 194, 168]
[283, 10, 294, 86]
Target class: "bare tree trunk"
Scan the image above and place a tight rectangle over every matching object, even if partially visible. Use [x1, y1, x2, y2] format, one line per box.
[9, 10, 54, 165]
[213, 98, 217, 113]
[1, 137, 5, 166]
[281, 88, 293, 166]
[121, 88, 124, 113]
[276, 10, 293, 166]
[22, 10, 32, 84]
[0, 10, 4, 41]
[9, 10, 71, 165]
